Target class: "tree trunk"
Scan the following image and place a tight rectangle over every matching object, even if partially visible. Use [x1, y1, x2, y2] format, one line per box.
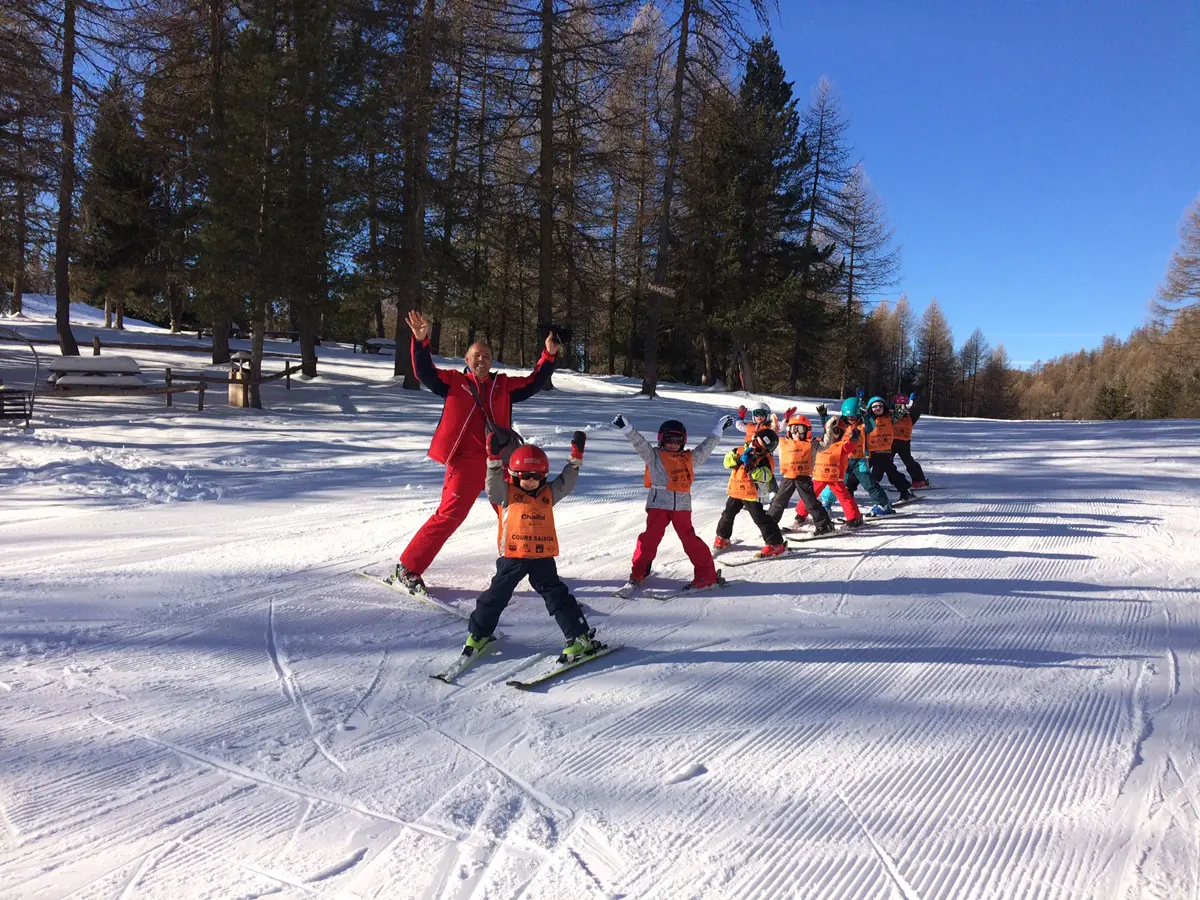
[104, 298, 113, 328]
[537, 0, 555, 335]
[55, 0, 80, 356]
[607, 170, 620, 375]
[13, 118, 26, 316]
[367, 146, 384, 338]
[640, 0, 691, 396]
[431, 39, 463, 356]
[394, 0, 435, 388]
[700, 326, 716, 386]
[116, 300, 124, 330]
[168, 281, 183, 332]
[208, 0, 231, 366]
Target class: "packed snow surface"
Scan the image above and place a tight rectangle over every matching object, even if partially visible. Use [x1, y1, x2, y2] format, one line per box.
[2, 301, 1199, 899]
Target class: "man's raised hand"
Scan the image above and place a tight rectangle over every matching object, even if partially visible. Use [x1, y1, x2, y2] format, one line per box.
[545, 330, 560, 357]
[406, 310, 430, 341]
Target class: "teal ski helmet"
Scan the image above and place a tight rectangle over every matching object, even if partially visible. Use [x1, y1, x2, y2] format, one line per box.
[840, 397, 863, 417]
[867, 395, 886, 411]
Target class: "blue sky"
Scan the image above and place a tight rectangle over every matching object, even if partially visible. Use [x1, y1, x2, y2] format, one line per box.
[772, 0, 1200, 367]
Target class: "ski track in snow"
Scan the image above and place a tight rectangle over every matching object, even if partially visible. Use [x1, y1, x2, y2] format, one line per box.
[3, 316, 1200, 898]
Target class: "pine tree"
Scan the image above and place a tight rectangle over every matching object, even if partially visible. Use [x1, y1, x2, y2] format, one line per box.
[915, 300, 955, 415]
[78, 74, 156, 329]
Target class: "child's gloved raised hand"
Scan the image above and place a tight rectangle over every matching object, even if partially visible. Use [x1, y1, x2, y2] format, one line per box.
[737, 405, 748, 420]
[782, 406, 797, 421]
[713, 414, 734, 435]
[570, 430, 586, 460]
[487, 430, 510, 459]
[816, 403, 828, 417]
[611, 414, 633, 433]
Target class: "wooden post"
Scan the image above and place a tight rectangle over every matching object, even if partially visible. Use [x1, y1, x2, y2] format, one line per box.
[165, 367, 173, 407]
[198, 377, 206, 411]
[92, 336, 100, 355]
[286, 365, 291, 390]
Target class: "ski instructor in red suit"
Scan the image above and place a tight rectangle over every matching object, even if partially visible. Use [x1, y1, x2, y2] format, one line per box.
[393, 309, 560, 594]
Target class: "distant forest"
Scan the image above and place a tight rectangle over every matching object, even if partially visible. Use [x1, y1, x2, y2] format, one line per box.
[2, 2, 1195, 418]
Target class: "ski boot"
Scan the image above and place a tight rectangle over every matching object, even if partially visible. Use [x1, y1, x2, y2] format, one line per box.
[462, 632, 492, 658]
[712, 536, 731, 551]
[898, 488, 915, 502]
[688, 570, 722, 590]
[911, 480, 929, 489]
[871, 505, 896, 517]
[390, 563, 427, 594]
[559, 629, 603, 664]
[758, 543, 788, 558]
[844, 517, 866, 529]
[812, 521, 836, 536]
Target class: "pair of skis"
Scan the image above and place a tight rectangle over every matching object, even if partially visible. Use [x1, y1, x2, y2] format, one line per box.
[357, 570, 618, 688]
[613, 571, 733, 600]
[431, 637, 621, 688]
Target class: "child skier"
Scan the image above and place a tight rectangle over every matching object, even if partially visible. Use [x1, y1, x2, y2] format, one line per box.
[891, 393, 929, 487]
[811, 415, 865, 528]
[767, 414, 836, 536]
[462, 432, 601, 664]
[734, 401, 773, 439]
[713, 429, 788, 557]
[613, 413, 734, 591]
[817, 397, 895, 516]
[865, 396, 915, 502]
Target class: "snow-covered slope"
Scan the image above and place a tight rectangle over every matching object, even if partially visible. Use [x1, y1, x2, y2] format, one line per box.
[2, 306, 1199, 899]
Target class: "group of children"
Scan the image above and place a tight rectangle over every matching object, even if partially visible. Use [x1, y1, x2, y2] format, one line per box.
[448, 395, 927, 667]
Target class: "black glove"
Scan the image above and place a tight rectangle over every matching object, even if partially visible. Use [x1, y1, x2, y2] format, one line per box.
[487, 430, 509, 458]
[816, 404, 827, 417]
[571, 430, 587, 458]
[612, 414, 627, 430]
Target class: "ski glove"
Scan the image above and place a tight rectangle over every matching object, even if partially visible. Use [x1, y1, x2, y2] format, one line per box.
[737, 405, 748, 420]
[713, 414, 734, 435]
[571, 430, 586, 459]
[612, 414, 633, 433]
[487, 430, 510, 459]
[782, 406, 797, 422]
[815, 404, 828, 417]
[739, 448, 757, 467]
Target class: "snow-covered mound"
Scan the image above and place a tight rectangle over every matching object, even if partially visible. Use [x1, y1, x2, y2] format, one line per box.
[2, 321, 1199, 899]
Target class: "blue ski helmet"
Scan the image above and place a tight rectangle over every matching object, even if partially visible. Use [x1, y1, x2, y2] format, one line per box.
[840, 397, 863, 417]
[867, 396, 886, 411]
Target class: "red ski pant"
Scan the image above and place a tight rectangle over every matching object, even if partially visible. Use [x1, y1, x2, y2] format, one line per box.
[631, 509, 717, 582]
[809, 480, 862, 522]
[400, 454, 488, 575]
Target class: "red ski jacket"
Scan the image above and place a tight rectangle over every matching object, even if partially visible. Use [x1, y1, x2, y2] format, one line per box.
[412, 338, 557, 465]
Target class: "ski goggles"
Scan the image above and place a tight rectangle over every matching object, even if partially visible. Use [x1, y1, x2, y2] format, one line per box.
[751, 408, 770, 419]
[787, 425, 810, 438]
[511, 471, 545, 482]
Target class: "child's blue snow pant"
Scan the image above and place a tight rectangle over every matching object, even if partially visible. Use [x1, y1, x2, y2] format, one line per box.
[469, 557, 589, 641]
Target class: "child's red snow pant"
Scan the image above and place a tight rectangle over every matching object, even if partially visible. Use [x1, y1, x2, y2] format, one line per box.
[400, 453, 486, 575]
[632, 509, 717, 582]
[812, 479, 862, 522]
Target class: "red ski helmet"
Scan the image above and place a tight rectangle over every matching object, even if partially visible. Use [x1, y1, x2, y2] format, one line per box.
[507, 445, 550, 478]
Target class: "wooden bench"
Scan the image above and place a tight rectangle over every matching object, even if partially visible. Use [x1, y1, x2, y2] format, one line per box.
[48, 355, 147, 389]
[363, 337, 396, 355]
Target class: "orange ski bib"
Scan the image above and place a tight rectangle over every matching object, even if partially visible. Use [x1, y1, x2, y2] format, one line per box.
[499, 484, 558, 558]
[893, 416, 913, 441]
[779, 439, 814, 478]
[868, 417, 894, 453]
[644, 450, 695, 492]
